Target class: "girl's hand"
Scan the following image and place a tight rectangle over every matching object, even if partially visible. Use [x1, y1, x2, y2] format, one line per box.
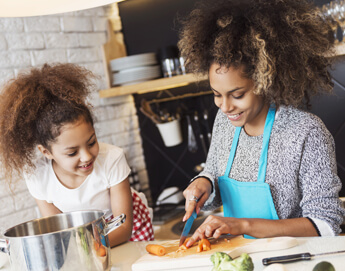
[186, 215, 248, 247]
[182, 177, 212, 222]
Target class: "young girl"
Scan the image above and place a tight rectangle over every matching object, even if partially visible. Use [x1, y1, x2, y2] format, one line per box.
[0, 63, 154, 247]
[179, 0, 345, 245]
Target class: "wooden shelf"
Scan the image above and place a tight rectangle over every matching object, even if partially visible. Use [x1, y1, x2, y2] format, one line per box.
[99, 43, 345, 99]
[99, 73, 207, 98]
[334, 42, 345, 56]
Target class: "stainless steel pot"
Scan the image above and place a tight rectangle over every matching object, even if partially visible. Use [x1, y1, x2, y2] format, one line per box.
[0, 210, 125, 271]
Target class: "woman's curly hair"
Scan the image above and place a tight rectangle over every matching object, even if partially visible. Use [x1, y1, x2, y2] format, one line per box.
[178, 0, 335, 108]
[0, 63, 97, 182]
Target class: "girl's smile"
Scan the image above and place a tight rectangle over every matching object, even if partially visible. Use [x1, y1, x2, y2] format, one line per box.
[78, 161, 94, 171]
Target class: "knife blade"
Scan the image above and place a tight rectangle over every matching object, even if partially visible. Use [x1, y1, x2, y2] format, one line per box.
[179, 209, 197, 246]
[262, 249, 345, 265]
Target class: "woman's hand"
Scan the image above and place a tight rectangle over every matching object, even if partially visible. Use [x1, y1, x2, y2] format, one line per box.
[186, 215, 248, 247]
[185, 216, 319, 247]
[182, 177, 212, 222]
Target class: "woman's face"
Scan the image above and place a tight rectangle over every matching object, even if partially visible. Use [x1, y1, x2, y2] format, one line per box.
[209, 63, 269, 135]
[39, 116, 99, 181]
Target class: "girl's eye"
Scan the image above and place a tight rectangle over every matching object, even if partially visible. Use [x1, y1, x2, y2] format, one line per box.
[67, 152, 77, 157]
[213, 93, 222, 98]
[89, 140, 96, 147]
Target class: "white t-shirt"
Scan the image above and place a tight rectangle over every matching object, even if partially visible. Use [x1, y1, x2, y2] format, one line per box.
[25, 143, 131, 213]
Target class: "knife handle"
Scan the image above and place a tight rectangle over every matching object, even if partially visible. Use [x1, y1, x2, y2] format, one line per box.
[262, 252, 312, 265]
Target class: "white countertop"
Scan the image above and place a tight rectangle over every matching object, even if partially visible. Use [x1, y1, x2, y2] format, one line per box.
[110, 236, 345, 271]
[1, 236, 344, 270]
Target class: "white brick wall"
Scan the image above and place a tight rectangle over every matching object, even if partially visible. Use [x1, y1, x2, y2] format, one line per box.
[44, 33, 80, 48]
[0, 4, 151, 235]
[6, 33, 45, 50]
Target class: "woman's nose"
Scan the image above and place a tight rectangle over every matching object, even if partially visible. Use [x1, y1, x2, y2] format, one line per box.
[219, 97, 233, 112]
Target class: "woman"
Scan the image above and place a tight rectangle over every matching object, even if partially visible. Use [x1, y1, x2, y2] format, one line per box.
[178, 0, 345, 246]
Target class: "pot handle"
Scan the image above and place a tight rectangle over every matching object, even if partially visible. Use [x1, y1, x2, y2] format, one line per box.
[0, 238, 9, 254]
[103, 213, 126, 236]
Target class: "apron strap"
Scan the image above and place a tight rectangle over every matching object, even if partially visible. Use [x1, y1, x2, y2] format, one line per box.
[224, 126, 241, 177]
[257, 105, 276, 183]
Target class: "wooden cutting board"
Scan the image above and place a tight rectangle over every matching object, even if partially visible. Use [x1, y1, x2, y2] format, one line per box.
[131, 236, 298, 271]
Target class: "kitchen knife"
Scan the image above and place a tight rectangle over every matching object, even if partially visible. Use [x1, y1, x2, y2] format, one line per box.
[262, 249, 345, 265]
[179, 209, 197, 246]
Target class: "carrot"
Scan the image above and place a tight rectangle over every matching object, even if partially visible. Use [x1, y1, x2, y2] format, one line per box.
[179, 237, 191, 250]
[146, 244, 166, 256]
[94, 241, 100, 251]
[196, 238, 211, 252]
[97, 245, 107, 257]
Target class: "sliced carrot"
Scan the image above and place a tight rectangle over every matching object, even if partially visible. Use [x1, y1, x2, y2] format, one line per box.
[179, 237, 191, 250]
[196, 238, 211, 252]
[146, 244, 166, 256]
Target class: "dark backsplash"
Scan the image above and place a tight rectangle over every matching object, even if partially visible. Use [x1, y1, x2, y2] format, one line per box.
[133, 84, 218, 202]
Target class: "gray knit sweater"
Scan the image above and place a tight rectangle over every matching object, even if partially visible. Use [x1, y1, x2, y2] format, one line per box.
[197, 105, 345, 235]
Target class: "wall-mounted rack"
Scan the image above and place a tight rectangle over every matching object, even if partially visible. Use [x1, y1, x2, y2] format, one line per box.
[99, 73, 208, 98]
[147, 90, 213, 104]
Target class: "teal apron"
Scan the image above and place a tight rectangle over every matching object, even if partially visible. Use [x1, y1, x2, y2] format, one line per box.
[218, 105, 279, 239]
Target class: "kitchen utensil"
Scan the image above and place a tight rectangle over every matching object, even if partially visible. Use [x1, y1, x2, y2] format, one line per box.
[140, 99, 161, 124]
[0, 210, 125, 271]
[132, 236, 298, 271]
[203, 109, 212, 147]
[159, 108, 173, 122]
[186, 115, 198, 153]
[179, 209, 197, 246]
[140, 106, 161, 124]
[193, 162, 205, 173]
[262, 249, 345, 265]
[156, 187, 184, 206]
[194, 111, 208, 159]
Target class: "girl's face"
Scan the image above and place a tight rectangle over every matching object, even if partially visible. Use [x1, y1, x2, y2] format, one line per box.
[209, 63, 269, 136]
[39, 117, 99, 181]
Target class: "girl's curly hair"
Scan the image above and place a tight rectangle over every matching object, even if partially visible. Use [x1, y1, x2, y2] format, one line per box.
[178, 0, 335, 108]
[0, 63, 97, 182]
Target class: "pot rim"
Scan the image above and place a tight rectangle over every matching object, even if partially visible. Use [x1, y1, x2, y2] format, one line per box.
[3, 209, 105, 239]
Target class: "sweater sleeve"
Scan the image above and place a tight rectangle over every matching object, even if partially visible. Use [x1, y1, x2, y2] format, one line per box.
[299, 124, 345, 235]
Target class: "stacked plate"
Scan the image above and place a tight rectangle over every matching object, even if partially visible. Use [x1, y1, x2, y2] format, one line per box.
[110, 53, 161, 86]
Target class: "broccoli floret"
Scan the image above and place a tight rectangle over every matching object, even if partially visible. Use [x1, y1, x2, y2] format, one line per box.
[211, 252, 233, 270]
[211, 252, 254, 271]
